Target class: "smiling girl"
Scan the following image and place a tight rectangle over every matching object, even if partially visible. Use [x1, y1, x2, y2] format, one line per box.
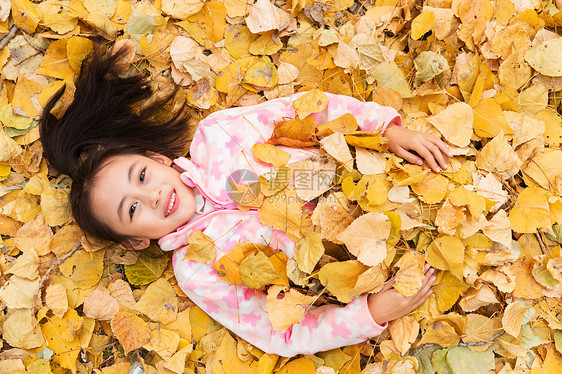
[39, 45, 449, 356]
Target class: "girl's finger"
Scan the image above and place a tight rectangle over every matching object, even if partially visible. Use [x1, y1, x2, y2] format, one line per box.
[429, 136, 454, 158]
[424, 142, 448, 171]
[394, 147, 423, 166]
[412, 145, 440, 173]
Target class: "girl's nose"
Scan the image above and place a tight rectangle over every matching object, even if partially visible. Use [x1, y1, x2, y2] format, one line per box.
[147, 187, 161, 209]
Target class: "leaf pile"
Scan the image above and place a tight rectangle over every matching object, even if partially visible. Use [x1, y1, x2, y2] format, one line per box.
[0, 0, 562, 373]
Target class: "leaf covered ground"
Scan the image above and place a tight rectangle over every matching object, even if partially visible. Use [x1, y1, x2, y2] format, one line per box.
[1, 0, 562, 373]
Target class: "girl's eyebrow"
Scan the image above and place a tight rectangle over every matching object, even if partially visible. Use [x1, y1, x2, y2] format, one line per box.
[117, 161, 139, 222]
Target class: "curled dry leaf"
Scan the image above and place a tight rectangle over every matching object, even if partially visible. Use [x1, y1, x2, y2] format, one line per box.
[83, 284, 119, 320]
[110, 311, 151, 354]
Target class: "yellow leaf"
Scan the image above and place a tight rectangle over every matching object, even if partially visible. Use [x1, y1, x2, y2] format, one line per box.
[316, 113, 358, 137]
[250, 32, 283, 56]
[388, 315, 419, 355]
[509, 187, 551, 233]
[320, 131, 354, 171]
[7, 249, 39, 280]
[418, 318, 461, 347]
[473, 98, 512, 138]
[427, 102, 473, 147]
[266, 285, 316, 331]
[242, 58, 278, 89]
[393, 251, 425, 297]
[476, 131, 522, 179]
[426, 236, 465, 280]
[449, 186, 487, 218]
[411, 10, 436, 40]
[344, 132, 389, 152]
[294, 232, 325, 273]
[524, 37, 562, 77]
[66, 36, 94, 72]
[59, 249, 106, 289]
[0, 128, 22, 162]
[258, 185, 303, 240]
[41, 309, 82, 372]
[144, 328, 180, 360]
[224, 24, 258, 59]
[49, 224, 82, 257]
[11, 0, 41, 33]
[252, 143, 291, 167]
[43, 13, 79, 34]
[239, 251, 280, 289]
[37, 39, 76, 80]
[185, 230, 216, 263]
[161, 0, 205, 19]
[45, 283, 69, 319]
[292, 89, 329, 120]
[134, 278, 178, 324]
[317, 260, 368, 303]
[278, 358, 316, 374]
[110, 311, 151, 354]
[336, 212, 391, 266]
[0, 275, 40, 309]
[3, 309, 44, 349]
[214, 242, 259, 285]
[501, 300, 534, 337]
[411, 173, 449, 204]
[12, 75, 42, 117]
[272, 116, 316, 142]
[41, 184, 72, 226]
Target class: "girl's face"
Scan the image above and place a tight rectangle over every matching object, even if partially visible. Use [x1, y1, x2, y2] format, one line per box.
[90, 153, 196, 249]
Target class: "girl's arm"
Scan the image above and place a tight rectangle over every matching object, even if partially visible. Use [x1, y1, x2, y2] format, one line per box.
[173, 254, 387, 357]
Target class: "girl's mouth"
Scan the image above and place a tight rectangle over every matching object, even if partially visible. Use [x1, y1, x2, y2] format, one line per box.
[165, 190, 179, 217]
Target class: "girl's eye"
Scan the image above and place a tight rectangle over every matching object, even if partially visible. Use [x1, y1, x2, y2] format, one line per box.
[139, 168, 146, 183]
[129, 202, 137, 219]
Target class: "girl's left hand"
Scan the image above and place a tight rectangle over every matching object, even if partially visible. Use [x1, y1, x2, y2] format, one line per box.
[383, 123, 454, 173]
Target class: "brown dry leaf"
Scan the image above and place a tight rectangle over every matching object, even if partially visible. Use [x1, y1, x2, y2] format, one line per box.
[336, 212, 391, 267]
[0, 275, 40, 309]
[320, 131, 354, 172]
[6, 249, 39, 280]
[266, 285, 316, 331]
[110, 311, 151, 354]
[458, 284, 499, 312]
[107, 279, 137, 309]
[476, 131, 522, 179]
[393, 251, 425, 297]
[83, 284, 120, 320]
[288, 154, 336, 201]
[502, 300, 534, 337]
[272, 116, 316, 142]
[133, 278, 178, 324]
[14, 213, 53, 255]
[310, 191, 355, 244]
[45, 283, 69, 318]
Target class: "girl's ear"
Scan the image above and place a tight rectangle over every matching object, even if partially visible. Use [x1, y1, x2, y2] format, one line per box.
[120, 237, 150, 250]
[146, 151, 172, 166]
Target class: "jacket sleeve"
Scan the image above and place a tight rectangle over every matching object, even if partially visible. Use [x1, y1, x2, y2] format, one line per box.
[171, 230, 387, 357]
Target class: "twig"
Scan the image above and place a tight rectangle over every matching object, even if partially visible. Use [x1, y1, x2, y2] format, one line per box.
[0, 25, 18, 50]
[21, 32, 46, 53]
[31, 241, 82, 324]
[411, 330, 506, 356]
[536, 231, 548, 255]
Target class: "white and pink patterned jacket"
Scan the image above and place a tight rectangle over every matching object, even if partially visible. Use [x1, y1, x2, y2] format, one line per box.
[158, 92, 402, 357]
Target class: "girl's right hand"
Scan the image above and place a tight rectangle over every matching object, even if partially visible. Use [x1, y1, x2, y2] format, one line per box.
[367, 264, 436, 325]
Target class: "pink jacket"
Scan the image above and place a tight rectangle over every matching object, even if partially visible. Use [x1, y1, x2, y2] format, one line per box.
[158, 91, 402, 357]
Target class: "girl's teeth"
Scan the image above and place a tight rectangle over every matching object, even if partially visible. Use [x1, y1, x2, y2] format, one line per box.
[166, 192, 175, 216]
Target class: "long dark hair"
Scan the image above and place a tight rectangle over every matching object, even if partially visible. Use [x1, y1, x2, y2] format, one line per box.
[39, 43, 193, 244]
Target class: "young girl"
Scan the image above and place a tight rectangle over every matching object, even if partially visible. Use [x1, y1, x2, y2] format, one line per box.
[40, 46, 451, 357]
